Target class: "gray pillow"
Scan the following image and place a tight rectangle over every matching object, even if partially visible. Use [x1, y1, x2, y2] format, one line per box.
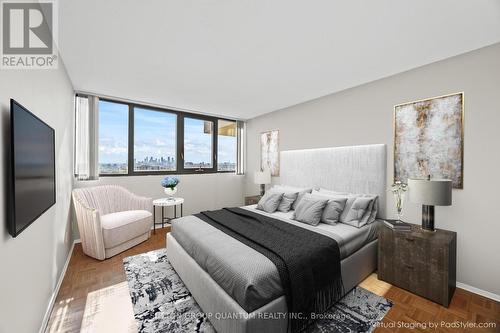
[293, 194, 329, 226]
[256, 192, 284, 213]
[360, 196, 378, 225]
[310, 193, 347, 225]
[339, 196, 357, 222]
[277, 192, 298, 212]
[341, 196, 375, 228]
[271, 185, 312, 210]
[317, 189, 378, 227]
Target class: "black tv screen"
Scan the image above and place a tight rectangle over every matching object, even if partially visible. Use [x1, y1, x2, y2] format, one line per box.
[9, 99, 56, 237]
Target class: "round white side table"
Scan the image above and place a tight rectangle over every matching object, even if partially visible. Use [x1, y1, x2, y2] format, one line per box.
[152, 197, 184, 231]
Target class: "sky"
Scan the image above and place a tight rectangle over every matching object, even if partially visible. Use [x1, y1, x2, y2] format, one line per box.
[183, 117, 212, 166]
[98, 101, 128, 164]
[134, 107, 176, 162]
[98, 101, 236, 166]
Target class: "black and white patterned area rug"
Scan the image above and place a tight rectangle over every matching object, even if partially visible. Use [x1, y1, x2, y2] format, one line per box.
[123, 249, 392, 333]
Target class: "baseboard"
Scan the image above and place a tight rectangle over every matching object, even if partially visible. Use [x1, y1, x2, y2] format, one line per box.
[39, 239, 77, 333]
[150, 223, 171, 231]
[456, 282, 500, 302]
[74, 238, 81, 244]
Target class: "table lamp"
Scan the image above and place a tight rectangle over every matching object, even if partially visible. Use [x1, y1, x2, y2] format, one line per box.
[254, 169, 271, 196]
[408, 176, 452, 231]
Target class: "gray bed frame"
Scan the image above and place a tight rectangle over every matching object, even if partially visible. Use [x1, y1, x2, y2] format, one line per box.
[167, 144, 387, 333]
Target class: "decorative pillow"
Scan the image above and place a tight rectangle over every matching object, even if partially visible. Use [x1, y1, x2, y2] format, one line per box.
[341, 197, 372, 226]
[271, 185, 312, 210]
[340, 195, 378, 228]
[276, 192, 299, 212]
[338, 196, 357, 222]
[360, 196, 378, 225]
[292, 194, 329, 226]
[310, 192, 348, 225]
[317, 189, 378, 227]
[256, 192, 284, 213]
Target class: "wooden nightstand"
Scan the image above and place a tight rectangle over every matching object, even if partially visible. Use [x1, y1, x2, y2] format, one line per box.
[378, 223, 457, 307]
[244, 195, 262, 205]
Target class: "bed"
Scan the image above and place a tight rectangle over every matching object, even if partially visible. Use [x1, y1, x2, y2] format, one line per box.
[166, 144, 387, 333]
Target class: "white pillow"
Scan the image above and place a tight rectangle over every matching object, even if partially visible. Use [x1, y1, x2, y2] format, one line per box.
[317, 188, 350, 196]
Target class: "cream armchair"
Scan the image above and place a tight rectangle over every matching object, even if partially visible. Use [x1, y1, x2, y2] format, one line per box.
[72, 185, 153, 260]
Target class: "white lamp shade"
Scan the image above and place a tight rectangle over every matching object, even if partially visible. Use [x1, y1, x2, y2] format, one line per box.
[408, 178, 452, 206]
[254, 170, 271, 185]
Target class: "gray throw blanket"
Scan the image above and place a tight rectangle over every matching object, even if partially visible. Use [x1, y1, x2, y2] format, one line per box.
[196, 207, 344, 333]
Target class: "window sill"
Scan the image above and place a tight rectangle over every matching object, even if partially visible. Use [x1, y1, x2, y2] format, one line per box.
[97, 171, 239, 177]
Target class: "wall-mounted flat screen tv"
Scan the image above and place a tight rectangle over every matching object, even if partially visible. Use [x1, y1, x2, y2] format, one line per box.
[9, 99, 56, 237]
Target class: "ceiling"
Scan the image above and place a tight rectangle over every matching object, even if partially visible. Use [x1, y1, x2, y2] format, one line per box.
[58, 0, 500, 120]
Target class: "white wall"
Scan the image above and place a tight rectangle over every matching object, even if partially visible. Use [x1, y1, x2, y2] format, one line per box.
[245, 43, 500, 297]
[73, 173, 245, 239]
[0, 67, 75, 331]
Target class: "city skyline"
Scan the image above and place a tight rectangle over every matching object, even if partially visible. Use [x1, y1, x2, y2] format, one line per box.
[99, 156, 236, 173]
[99, 100, 236, 173]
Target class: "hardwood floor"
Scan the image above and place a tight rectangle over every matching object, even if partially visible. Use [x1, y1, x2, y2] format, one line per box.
[359, 275, 499, 333]
[46, 227, 170, 333]
[46, 228, 499, 332]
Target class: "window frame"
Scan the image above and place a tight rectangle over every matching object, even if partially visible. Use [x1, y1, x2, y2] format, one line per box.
[97, 98, 130, 176]
[216, 118, 238, 173]
[180, 113, 217, 173]
[130, 104, 179, 175]
[94, 97, 237, 177]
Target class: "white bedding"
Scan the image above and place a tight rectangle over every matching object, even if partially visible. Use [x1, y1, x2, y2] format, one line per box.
[242, 205, 380, 258]
[170, 205, 381, 312]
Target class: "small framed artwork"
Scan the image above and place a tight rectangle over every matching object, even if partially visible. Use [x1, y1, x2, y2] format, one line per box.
[260, 130, 279, 176]
[394, 92, 464, 188]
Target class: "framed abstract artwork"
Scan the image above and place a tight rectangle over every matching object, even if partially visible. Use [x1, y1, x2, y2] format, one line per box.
[394, 92, 464, 189]
[260, 130, 279, 176]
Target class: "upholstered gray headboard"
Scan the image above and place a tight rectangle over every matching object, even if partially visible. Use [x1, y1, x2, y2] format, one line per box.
[280, 144, 387, 217]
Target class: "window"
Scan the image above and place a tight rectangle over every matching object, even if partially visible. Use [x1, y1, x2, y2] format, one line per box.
[183, 117, 214, 169]
[134, 107, 177, 172]
[217, 119, 237, 172]
[87, 95, 243, 176]
[98, 100, 129, 174]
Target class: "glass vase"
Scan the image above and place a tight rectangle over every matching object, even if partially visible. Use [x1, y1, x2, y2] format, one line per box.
[164, 187, 177, 200]
[394, 192, 404, 222]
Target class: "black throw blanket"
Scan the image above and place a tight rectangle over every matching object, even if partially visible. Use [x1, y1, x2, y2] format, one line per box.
[195, 207, 343, 332]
